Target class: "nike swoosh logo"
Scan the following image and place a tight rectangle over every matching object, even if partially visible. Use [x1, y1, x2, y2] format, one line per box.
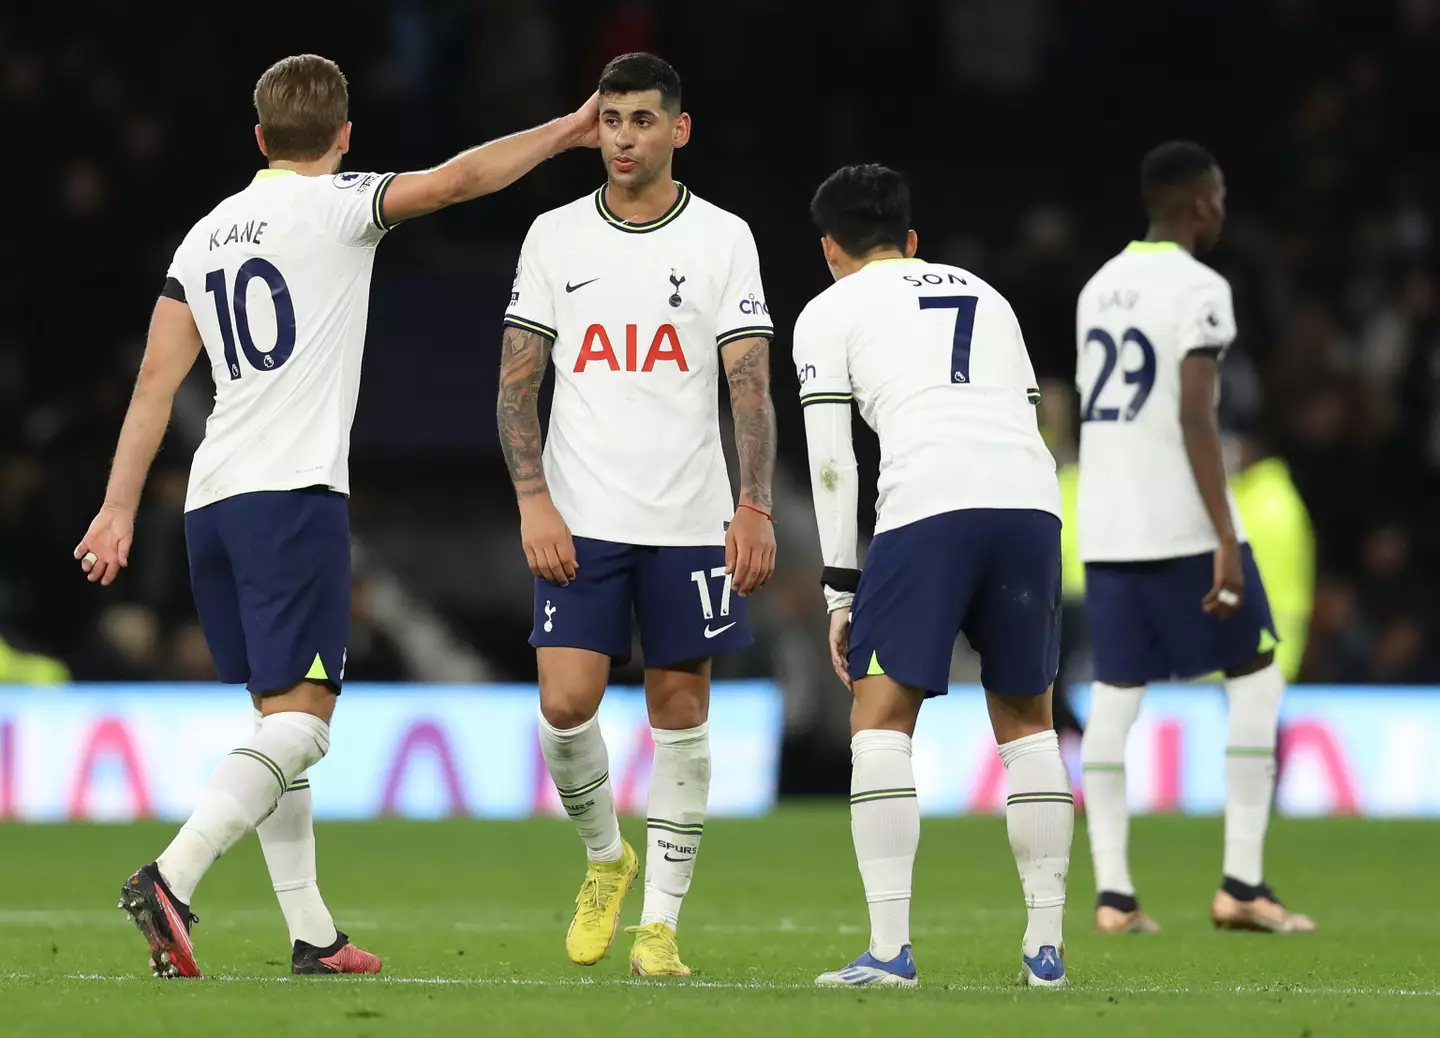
[565, 278, 599, 293]
[703, 622, 737, 639]
[663, 853, 694, 863]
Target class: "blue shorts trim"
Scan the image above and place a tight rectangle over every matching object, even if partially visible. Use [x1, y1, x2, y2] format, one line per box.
[530, 538, 752, 669]
[846, 509, 1062, 697]
[186, 487, 350, 694]
[1084, 544, 1278, 684]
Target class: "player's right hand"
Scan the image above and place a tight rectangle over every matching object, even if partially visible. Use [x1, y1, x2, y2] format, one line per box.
[828, 606, 853, 690]
[1202, 538, 1244, 620]
[519, 495, 578, 586]
[73, 503, 134, 587]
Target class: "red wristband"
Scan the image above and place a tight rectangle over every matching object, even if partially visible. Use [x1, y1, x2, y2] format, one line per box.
[738, 503, 773, 522]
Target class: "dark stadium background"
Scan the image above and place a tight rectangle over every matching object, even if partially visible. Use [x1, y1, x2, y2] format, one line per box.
[3, 0, 1439, 792]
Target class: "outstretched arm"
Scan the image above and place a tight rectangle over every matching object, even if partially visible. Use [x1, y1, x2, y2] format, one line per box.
[381, 93, 599, 226]
[722, 335, 778, 596]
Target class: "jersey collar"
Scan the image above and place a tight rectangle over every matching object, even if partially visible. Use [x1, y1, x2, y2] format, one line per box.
[594, 181, 691, 233]
[252, 168, 300, 182]
[1125, 240, 1182, 254]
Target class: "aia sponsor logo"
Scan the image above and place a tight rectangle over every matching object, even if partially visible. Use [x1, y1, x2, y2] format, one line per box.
[574, 324, 689, 372]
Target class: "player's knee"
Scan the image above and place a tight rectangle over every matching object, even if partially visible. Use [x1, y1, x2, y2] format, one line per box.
[538, 692, 601, 732]
[644, 668, 709, 730]
[258, 679, 338, 725]
[850, 676, 923, 735]
[1223, 650, 1274, 679]
[986, 688, 1053, 745]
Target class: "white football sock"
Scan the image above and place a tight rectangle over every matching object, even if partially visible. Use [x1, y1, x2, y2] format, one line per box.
[157, 711, 330, 906]
[1000, 729, 1073, 957]
[849, 729, 918, 961]
[640, 724, 711, 930]
[1080, 682, 1146, 897]
[538, 711, 623, 863]
[1222, 662, 1285, 886]
[247, 710, 338, 949]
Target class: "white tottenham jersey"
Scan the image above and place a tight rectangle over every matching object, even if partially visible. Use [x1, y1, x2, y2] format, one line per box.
[166, 168, 396, 511]
[1075, 241, 1246, 562]
[504, 183, 772, 546]
[794, 258, 1060, 589]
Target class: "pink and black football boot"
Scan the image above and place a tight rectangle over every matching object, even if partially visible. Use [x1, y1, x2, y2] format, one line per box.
[118, 863, 202, 979]
[291, 931, 383, 975]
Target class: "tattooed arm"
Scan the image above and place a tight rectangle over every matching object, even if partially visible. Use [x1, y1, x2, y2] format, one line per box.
[497, 324, 576, 585]
[497, 324, 552, 499]
[721, 335, 778, 594]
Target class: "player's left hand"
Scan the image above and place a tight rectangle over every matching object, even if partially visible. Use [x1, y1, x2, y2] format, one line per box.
[561, 92, 600, 150]
[725, 505, 776, 597]
[73, 503, 134, 587]
[828, 606, 852, 690]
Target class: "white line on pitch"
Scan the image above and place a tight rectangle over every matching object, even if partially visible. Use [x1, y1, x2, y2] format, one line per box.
[0, 973, 1434, 997]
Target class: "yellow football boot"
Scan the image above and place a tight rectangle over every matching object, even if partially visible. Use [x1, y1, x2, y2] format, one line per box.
[565, 841, 639, 965]
[627, 922, 691, 977]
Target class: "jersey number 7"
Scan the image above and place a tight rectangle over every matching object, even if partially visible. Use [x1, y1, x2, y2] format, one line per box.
[205, 259, 297, 380]
[919, 295, 979, 384]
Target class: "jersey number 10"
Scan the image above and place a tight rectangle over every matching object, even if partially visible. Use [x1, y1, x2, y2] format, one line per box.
[1080, 326, 1156, 423]
[205, 259, 297, 380]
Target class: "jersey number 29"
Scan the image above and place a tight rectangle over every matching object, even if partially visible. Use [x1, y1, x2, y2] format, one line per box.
[205, 259, 296, 380]
[1080, 326, 1156, 422]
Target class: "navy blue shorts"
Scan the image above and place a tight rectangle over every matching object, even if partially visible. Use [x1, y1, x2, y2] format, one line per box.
[847, 508, 1062, 697]
[530, 537, 752, 669]
[1084, 544, 1278, 684]
[186, 487, 350, 694]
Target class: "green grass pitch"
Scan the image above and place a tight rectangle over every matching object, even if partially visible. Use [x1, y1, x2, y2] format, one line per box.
[0, 810, 1435, 1036]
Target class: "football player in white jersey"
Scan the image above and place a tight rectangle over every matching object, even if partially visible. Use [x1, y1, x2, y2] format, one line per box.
[498, 53, 776, 977]
[73, 54, 600, 979]
[1076, 141, 1315, 935]
[796, 165, 1073, 989]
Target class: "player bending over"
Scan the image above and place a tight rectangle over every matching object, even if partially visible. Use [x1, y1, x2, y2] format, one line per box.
[798, 165, 1073, 989]
[498, 52, 777, 977]
[74, 54, 599, 979]
[1076, 141, 1315, 935]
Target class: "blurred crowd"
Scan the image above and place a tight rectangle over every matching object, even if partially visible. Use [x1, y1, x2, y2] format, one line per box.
[3, 0, 1440, 695]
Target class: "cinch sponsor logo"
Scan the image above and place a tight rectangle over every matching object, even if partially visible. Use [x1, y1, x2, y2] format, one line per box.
[797, 363, 817, 386]
[575, 323, 688, 373]
[739, 294, 769, 316]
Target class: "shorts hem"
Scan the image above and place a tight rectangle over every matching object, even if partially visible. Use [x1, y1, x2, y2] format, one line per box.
[530, 637, 631, 666]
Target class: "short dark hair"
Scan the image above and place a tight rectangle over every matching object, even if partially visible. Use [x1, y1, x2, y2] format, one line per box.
[598, 52, 681, 115]
[810, 164, 911, 257]
[1140, 140, 1217, 217]
[253, 54, 349, 162]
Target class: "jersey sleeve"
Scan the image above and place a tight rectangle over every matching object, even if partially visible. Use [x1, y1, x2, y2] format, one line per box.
[1176, 275, 1237, 359]
[715, 223, 774, 348]
[793, 301, 859, 611]
[314, 171, 400, 248]
[503, 217, 557, 341]
[161, 231, 196, 303]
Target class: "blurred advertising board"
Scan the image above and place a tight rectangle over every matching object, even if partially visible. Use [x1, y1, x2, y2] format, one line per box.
[915, 685, 1440, 817]
[0, 683, 781, 822]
